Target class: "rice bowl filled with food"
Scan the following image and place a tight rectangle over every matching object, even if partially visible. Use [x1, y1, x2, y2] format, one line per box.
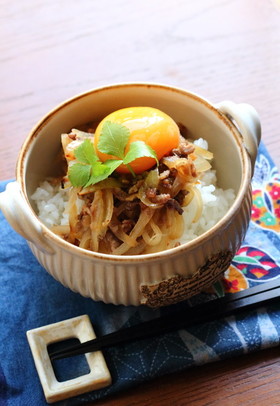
[31, 106, 235, 256]
[0, 83, 261, 306]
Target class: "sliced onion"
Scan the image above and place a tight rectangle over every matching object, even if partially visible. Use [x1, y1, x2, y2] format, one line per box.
[162, 156, 181, 169]
[169, 175, 184, 197]
[68, 187, 79, 233]
[144, 235, 169, 254]
[142, 219, 163, 246]
[181, 186, 195, 206]
[162, 156, 196, 180]
[79, 229, 92, 250]
[64, 139, 84, 162]
[90, 190, 104, 251]
[111, 241, 132, 255]
[138, 186, 163, 208]
[109, 215, 138, 247]
[167, 209, 184, 240]
[79, 178, 121, 195]
[163, 149, 212, 177]
[125, 193, 138, 201]
[51, 225, 70, 236]
[194, 145, 213, 160]
[61, 133, 73, 156]
[126, 207, 154, 241]
[192, 187, 203, 223]
[144, 168, 159, 188]
[125, 241, 147, 255]
[192, 155, 212, 173]
[112, 208, 154, 255]
[101, 189, 114, 231]
[71, 128, 93, 139]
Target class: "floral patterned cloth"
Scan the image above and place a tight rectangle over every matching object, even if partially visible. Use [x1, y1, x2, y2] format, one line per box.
[0, 142, 279, 405]
[218, 144, 280, 296]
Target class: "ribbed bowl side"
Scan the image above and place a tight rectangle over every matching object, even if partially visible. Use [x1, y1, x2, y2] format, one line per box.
[27, 188, 253, 307]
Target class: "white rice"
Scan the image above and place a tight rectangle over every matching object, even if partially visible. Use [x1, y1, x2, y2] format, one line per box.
[31, 138, 236, 245]
[180, 169, 235, 242]
[31, 181, 70, 228]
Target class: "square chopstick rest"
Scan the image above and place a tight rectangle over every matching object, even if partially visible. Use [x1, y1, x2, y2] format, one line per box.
[26, 315, 112, 403]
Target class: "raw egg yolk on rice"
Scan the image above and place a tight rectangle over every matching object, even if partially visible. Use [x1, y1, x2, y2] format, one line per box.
[94, 106, 180, 174]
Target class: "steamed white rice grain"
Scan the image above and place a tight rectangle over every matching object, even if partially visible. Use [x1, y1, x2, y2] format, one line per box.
[31, 181, 70, 228]
[193, 138, 209, 150]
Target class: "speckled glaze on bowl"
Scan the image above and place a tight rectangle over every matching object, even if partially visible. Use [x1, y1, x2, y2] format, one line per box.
[0, 83, 261, 307]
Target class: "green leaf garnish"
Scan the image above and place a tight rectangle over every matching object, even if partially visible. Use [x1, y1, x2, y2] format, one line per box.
[84, 159, 123, 188]
[68, 163, 92, 187]
[103, 159, 124, 173]
[74, 139, 98, 165]
[98, 121, 130, 159]
[84, 162, 109, 188]
[123, 140, 159, 165]
[68, 120, 158, 188]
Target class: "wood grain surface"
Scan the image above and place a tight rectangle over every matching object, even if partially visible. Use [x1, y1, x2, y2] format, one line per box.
[1, 1, 280, 405]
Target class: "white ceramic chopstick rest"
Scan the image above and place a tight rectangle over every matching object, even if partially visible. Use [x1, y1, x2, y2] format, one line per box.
[26, 315, 112, 403]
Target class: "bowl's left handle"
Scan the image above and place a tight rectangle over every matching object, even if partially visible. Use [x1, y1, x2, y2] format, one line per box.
[0, 182, 54, 254]
[216, 101, 261, 173]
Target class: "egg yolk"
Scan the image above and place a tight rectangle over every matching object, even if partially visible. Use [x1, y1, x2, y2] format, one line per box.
[94, 106, 180, 174]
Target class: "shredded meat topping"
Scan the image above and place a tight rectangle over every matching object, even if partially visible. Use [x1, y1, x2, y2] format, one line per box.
[119, 201, 140, 220]
[159, 169, 170, 180]
[104, 230, 121, 251]
[158, 166, 177, 190]
[165, 199, 184, 215]
[68, 132, 77, 140]
[128, 180, 144, 194]
[145, 188, 171, 204]
[175, 190, 189, 206]
[172, 135, 195, 157]
[121, 219, 135, 234]
[113, 189, 128, 201]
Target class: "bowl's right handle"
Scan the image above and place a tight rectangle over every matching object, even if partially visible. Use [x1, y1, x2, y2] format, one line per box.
[216, 101, 261, 173]
[0, 181, 54, 254]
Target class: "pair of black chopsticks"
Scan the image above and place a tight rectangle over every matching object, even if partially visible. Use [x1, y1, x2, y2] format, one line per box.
[49, 279, 280, 361]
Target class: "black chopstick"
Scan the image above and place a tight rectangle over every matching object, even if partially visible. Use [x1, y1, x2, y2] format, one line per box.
[49, 278, 280, 361]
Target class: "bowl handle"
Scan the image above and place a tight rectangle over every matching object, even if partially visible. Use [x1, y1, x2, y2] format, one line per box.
[0, 181, 54, 254]
[216, 101, 261, 172]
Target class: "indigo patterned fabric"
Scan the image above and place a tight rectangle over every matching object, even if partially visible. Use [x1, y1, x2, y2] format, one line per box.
[0, 142, 279, 405]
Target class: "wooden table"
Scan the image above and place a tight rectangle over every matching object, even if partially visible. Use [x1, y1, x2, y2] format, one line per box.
[1, 1, 280, 404]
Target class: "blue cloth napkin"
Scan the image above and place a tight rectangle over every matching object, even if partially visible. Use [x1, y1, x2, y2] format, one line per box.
[1, 142, 280, 406]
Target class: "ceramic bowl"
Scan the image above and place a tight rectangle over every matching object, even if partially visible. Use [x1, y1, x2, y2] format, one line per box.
[0, 83, 261, 307]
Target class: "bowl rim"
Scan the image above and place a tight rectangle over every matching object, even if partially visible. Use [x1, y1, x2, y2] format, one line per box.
[16, 82, 252, 264]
